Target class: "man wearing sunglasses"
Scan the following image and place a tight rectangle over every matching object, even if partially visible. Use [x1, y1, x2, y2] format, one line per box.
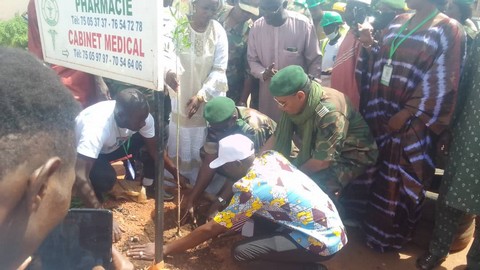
[247, 0, 322, 122]
[185, 97, 277, 221]
[263, 65, 378, 214]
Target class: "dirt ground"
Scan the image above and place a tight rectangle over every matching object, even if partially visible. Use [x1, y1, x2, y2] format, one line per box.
[104, 189, 244, 270]
[102, 163, 473, 270]
[103, 190, 473, 270]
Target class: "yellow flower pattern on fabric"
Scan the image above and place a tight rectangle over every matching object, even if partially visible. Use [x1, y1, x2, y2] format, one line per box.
[213, 210, 236, 228]
[308, 236, 324, 247]
[297, 211, 313, 225]
[245, 198, 263, 217]
[235, 183, 251, 193]
[244, 170, 256, 180]
[270, 198, 286, 207]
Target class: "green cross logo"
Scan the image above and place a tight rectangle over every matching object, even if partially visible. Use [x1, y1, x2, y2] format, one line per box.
[42, 0, 59, 26]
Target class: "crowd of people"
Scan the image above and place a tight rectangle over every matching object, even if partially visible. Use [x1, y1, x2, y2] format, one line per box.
[1, 0, 480, 269]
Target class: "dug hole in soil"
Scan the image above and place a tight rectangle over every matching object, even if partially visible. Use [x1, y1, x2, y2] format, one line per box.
[104, 174, 242, 270]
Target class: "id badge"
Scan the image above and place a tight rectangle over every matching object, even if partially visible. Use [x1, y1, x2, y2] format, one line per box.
[381, 64, 393, 86]
[126, 160, 136, 180]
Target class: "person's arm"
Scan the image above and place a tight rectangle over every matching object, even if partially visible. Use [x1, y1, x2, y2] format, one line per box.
[260, 134, 276, 154]
[187, 153, 217, 205]
[246, 25, 267, 80]
[304, 21, 323, 78]
[299, 111, 348, 173]
[111, 246, 134, 270]
[300, 159, 332, 175]
[143, 136, 188, 187]
[94, 76, 110, 101]
[238, 74, 253, 106]
[164, 220, 227, 255]
[166, 185, 262, 255]
[73, 154, 102, 208]
[73, 154, 124, 242]
[143, 136, 159, 162]
[196, 21, 229, 102]
[206, 182, 234, 220]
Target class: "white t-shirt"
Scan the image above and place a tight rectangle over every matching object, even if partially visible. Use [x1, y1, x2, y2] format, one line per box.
[75, 101, 155, 159]
[320, 34, 346, 87]
[322, 34, 346, 71]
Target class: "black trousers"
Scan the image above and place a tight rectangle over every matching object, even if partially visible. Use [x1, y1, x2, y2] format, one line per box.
[89, 133, 153, 200]
[232, 216, 333, 270]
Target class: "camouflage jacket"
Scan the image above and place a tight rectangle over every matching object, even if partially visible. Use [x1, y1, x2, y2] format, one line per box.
[204, 107, 276, 155]
[216, 5, 252, 103]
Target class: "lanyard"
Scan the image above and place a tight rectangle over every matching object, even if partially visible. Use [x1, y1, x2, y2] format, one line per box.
[122, 137, 131, 156]
[388, 10, 439, 64]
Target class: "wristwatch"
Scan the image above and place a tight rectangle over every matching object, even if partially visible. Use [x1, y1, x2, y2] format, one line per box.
[217, 197, 227, 207]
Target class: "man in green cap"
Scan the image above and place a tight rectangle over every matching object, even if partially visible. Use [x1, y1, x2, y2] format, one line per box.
[185, 96, 277, 220]
[306, 0, 328, 39]
[247, 0, 322, 121]
[263, 65, 378, 208]
[319, 11, 347, 87]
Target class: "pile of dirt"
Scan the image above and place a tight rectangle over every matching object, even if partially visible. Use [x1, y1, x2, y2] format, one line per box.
[104, 193, 242, 270]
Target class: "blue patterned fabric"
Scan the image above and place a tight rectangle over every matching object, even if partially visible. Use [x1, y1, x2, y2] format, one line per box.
[213, 151, 347, 256]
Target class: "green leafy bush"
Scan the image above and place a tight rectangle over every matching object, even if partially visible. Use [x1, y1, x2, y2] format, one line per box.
[0, 15, 28, 49]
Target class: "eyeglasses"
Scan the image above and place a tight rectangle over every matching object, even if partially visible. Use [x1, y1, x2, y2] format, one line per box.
[273, 92, 298, 108]
[273, 97, 287, 107]
[259, 3, 282, 14]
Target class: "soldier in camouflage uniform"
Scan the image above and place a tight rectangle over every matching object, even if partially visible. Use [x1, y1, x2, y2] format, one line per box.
[216, 0, 258, 104]
[185, 97, 277, 218]
[265, 65, 378, 207]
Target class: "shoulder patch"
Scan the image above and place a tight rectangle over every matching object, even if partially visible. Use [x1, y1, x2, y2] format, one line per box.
[316, 106, 330, 118]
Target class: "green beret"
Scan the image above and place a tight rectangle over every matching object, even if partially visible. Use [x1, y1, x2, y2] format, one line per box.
[269, 65, 309, 97]
[203, 97, 236, 124]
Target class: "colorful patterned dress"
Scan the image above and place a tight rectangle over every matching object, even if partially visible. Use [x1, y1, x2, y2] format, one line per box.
[213, 151, 347, 256]
[349, 13, 466, 251]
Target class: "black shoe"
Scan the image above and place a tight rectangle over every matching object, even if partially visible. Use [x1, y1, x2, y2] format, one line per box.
[416, 253, 446, 270]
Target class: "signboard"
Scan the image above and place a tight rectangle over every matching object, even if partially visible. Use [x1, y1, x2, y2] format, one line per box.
[35, 0, 163, 90]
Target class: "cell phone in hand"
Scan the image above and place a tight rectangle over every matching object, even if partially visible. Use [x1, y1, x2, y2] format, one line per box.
[28, 209, 113, 270]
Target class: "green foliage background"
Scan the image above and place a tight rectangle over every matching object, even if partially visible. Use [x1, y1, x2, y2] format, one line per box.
[0, 15, 28, 49]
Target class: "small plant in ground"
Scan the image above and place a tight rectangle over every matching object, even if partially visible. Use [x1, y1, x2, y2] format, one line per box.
[0, 14, 28, 49]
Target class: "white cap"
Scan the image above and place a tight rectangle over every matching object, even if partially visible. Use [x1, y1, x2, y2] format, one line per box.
[209, 134, 255, 169]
